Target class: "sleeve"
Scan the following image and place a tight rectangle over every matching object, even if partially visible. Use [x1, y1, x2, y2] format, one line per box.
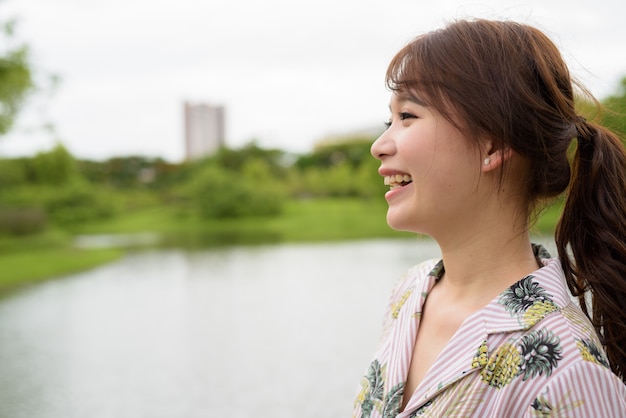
[525, 361, 626, 417]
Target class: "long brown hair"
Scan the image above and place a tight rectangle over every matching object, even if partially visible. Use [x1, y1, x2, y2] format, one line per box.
[385, 19, 626, 381]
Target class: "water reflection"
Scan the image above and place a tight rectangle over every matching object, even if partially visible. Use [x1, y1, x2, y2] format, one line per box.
[74, 230, 284, 250]
[0, 236, 555, 417]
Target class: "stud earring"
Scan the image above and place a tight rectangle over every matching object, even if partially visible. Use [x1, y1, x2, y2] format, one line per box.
[483, 157, 491, 166]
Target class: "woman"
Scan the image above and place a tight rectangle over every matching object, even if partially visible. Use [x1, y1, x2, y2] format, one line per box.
[353, 19, 626, 417]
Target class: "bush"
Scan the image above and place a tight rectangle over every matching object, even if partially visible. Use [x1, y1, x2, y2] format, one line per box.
[0, 181, 120, 226]
[287, 157, 387, 199]
[183, 160, 286, 219]
[0, 207, 47, 236]
[29, 144, 79, 185]
[44, 181, 120, 225]
[0, 158, 28, 187]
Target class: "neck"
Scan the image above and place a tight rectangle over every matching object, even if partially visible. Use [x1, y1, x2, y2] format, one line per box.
[432, 204, 539, 309]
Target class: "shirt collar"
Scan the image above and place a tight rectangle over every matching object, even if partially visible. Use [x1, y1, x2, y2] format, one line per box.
[482, 245, 571, 334]
[426, 244, 571, 334]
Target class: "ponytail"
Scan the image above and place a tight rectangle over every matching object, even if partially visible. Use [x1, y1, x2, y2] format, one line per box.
[556, 121, 626, 381]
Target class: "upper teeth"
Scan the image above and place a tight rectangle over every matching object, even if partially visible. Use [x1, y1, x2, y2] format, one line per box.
[384, 174, 413, 186]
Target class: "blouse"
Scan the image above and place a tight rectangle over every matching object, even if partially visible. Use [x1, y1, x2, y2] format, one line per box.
[352, 246, 626, 417]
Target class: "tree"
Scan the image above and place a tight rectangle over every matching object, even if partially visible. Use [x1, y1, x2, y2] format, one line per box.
[29, 143, 78, 185]
[183, 159, 286, 219]
[294, 137, 374, 170]
[0, 18, 33, 136]
[601, 77, 626, 140]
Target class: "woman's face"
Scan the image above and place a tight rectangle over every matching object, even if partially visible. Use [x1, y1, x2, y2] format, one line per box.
[371, 93, 484, 238]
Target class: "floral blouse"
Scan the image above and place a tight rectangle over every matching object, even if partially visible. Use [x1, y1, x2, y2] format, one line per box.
[352, 246, 626, 417]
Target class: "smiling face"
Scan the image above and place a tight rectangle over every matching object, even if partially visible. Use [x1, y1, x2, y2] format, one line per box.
[371, 93, 485, 238]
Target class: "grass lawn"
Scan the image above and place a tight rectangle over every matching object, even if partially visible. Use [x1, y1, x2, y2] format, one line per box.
[0, 197, 560, 293]
[70, 198, 416, 242]
[0, 247, 123, 295]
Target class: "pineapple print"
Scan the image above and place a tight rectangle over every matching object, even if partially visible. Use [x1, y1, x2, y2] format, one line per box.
[523, 301, 558, 327]
[474, 329, 562, 389]
[391, 289, 413, 319]
[531, 396, 554, 416]
[561, 304, 593, 332]
[499, 276, 558, 326]
[355, 360, 406, 418]
[531, 391, 584, 416]
[471, 340, 489, 369]
[355, 360, 385, 418]
[576, 338, 610, 368]
[519, 328, 562, 380]
[382, 382, 406, 418]
[480, 342, 522, 388]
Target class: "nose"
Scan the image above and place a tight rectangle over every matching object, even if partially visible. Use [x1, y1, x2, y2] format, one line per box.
[370, 129, 395, 160]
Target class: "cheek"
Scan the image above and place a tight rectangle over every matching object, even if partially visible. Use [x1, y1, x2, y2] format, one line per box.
[434, 150, 481, 192]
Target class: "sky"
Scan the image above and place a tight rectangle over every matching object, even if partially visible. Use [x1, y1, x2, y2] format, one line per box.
[0, 0, 625, 162]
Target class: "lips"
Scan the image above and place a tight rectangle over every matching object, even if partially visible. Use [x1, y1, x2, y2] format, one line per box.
[383, 173, 413, 190]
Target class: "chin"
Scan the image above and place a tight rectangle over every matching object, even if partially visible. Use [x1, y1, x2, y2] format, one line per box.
[386, 213, 417, 233]
[386, 207, 433, 235]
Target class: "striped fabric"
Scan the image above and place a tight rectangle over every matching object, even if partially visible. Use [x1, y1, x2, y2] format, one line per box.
[352, 247, 626, 417]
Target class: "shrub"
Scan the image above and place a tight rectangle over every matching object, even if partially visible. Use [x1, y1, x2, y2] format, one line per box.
[0, 181, 120, 227]
[183, 160, 286, 219]
[44, 181, 120, 225]
[0, 207, 47, 236]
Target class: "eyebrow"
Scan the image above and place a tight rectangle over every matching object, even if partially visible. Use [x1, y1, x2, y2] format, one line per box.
[406, 93, 428, 107]
[392, 91, 428, 108]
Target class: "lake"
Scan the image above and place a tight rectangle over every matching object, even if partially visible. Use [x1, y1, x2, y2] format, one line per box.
[0, 238, 445, 418]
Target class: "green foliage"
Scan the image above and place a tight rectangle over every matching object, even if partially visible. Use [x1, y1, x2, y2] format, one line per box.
[78, 156, 178, 190]
[354, 155, 388, 199]
[600, 77, 626, 140]
[0, 143, 79, 189]
[0, 157, 28, 186]
[183, 158, 286, 218]
[0, 207, 47, 236]
[294, 163, 359, 197]
[288, 137, 387, 199]
[0, 18, 33, 136]
[294, 137, 373, 170]
[1, 181, 120, 227]
[44, 180, 120, 225]
[29, 143, 78, 184]
[171, 142, 291, 219]
[212, 141, 290, 176]
[0, 144, 120, 232]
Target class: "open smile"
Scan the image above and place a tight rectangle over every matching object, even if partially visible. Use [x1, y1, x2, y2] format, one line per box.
[384, 174, 413, 190]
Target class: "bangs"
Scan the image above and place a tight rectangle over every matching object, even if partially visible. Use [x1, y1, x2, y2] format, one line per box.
[384, 32, 460, 119]
[384, 25, 492, 139]
[385, 35, 433, 105]
[385, 33, 469, 135]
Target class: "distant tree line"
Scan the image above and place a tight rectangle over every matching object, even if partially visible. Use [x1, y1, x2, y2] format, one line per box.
[0, 136, 390, 236]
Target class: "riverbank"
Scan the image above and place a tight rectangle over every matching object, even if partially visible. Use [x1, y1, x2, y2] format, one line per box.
[0, 229, 123, 294]
[0, 198, 561, 294]
[0, 247, 123, 294]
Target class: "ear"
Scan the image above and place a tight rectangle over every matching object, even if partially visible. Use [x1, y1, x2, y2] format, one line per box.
[481, 146, 513, 173]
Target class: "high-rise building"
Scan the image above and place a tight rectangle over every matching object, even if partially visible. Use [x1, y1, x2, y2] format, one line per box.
[183, 101, 225, 160]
